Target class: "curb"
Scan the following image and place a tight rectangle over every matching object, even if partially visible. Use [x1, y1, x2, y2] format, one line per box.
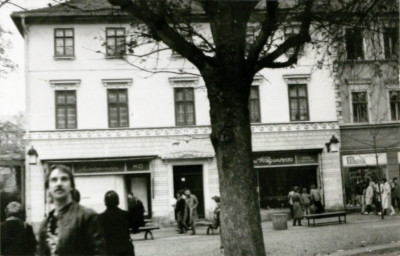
[328, 242, 400, 256]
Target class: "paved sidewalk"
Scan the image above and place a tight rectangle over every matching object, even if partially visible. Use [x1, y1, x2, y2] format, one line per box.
[131, 213, 400, 256]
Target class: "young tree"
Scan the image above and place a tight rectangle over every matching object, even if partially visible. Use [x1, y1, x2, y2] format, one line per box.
[103, 1, 397, 255]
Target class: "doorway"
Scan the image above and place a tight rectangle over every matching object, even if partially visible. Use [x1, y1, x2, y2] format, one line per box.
[173, 165, 205, 218]
[126, 174, 151, 218]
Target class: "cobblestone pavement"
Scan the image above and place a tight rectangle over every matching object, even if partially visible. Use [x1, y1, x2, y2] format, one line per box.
[131, 213, 400, 256]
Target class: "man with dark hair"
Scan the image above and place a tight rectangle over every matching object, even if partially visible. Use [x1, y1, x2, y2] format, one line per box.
[99, 191, 135, 256]
[1, 201, 37, 255]
[175, 190, 187, 234]
[184, 189, 198, 235]
[127, 192, 145, 233]
[38, 165, 106, 256]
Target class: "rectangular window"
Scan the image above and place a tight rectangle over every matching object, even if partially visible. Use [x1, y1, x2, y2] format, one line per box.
[175, 88, 195, 126]
[384, 27, 398, 59]
[55, 91, 77, 129]
[288, 84, 309, 121]
[390, 91, 400, 121]
[108, 89, 129, 128]
[352, 92, 369, 123]
[249, 86, 261, 123]
[54, 28, 74, 56]
[106, 28, 126, 57]
[284, 26, 302, 56]
[345, 28, 363, 60]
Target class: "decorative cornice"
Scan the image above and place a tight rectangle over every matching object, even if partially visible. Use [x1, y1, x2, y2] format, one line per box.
[102, 79, 133, 87]
[283, 74, 311, 84]
[168, 77, 199, 87]
[49, 79, 81, 89]
[25, 122, 339, 140]
[161, 151, 214, 161]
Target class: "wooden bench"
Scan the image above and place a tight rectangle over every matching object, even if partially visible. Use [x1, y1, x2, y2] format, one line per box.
[130, 220, 160, 240]
[304, 211, 347, 227]
[195, 220, 219, 235]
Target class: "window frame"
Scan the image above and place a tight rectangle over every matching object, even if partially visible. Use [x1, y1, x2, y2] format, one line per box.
[249, 86, 261, 123]
[55, 90, 77, 129]
[288, 84, 310, 122]
[383, 27, 399, 60]
[54, 28, 75, 57]
[345, 28, 364, 60]
[389, 90, 400, 121]
[107, 88, 130, 128]
[174, 87, 196, 126]
[351, 91, 369, 123]
[105, 27, 126, 57]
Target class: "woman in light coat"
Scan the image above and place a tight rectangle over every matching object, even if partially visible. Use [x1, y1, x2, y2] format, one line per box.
[381, 178, 396, 215]
[364, 181, 374, 214]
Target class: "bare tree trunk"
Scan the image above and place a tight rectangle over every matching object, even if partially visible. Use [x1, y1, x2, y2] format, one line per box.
[203, 71, 266, 256]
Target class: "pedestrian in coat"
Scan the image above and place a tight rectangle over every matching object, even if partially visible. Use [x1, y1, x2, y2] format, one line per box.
[128, 192, 145, 233]
[301, 188, 312, 215]
[99, 191, 135, 256]
[364, 181, 374, 214]
[393, 178, 400, 211]
[175, 190, 188, 233]
[380, 178, 396, 216]
[292, 187, 303, 226]
[38, 165, 106, 256]
[310, 184, 324, 213]
[1, 201, 37, 256]
[184, 189, 199, 235]
[287, 187, 295, 218]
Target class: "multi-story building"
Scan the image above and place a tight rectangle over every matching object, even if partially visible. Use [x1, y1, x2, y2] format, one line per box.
[12, 0, 343, 228]
[334, 16, 400, 205]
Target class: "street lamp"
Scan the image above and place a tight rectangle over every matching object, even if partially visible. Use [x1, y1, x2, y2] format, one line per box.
[27, 146, 38, 165]
[325, 135, 340, 153]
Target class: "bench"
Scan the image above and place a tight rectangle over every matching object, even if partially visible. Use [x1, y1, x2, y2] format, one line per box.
[195, 220, 219, 235]
[304, 211, 347, 227]
[130, 220, 160, 240]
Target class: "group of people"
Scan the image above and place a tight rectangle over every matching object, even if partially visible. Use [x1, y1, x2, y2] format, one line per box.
[287, 184, 324, 226]
[173, 189, 199, 235]
[1, 164, 146, 256]
[356, 177, 399, 216]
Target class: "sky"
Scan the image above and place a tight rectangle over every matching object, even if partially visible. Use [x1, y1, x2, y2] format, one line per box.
[0, 0, 52, 119]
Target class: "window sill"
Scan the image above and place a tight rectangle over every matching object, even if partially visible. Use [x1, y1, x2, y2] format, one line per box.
[54, 56, 75, 61]
[105, 55, 125, 60]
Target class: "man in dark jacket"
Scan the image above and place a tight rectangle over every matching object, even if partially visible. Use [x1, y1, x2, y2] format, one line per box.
[175, 190, 187, 234]
[37, 165, 106, 256]
[1, 201, 37, 255]
[128, 192, 145, 233]
[99, 191, 135, 256]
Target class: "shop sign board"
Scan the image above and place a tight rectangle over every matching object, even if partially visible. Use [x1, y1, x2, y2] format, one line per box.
[253, 152, 318, 167]
[74, 162, 125, 173]
[342, 153, 387, 167]
[126, 161, 150, 171]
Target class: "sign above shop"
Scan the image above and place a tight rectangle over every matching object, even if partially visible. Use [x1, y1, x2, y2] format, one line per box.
[126, 160, 150, 171]
[342, 153, 387, 167]
[253, 151, 318, 167]
[74, 162, 125, 173]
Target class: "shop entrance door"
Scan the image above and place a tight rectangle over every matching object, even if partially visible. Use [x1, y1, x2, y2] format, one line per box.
[126, 174, 151, 218]
[173, 165, 205, 218]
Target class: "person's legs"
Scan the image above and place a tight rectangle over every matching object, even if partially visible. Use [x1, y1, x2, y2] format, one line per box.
[396, 198, 400, 211]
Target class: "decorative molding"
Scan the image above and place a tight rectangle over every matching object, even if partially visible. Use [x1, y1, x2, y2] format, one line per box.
[49, 80, 81, 89]
[283, 74, 311, 84]
[102, 79, 133, 88]
[345, 79, 371, 85]
[25, 122, 339, 140]
[168, 77, 199, 87]
[161, 151, 214, 161]
[252, 75, 263, 86]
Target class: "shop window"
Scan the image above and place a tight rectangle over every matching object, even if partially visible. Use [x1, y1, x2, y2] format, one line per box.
[352, 92, 369, 123]
[249, 86, 261, 123]
[288, 84, 309, 121]
[55, 90, 77, 129]
[345, 28, 363, 60]
[54, 28, 74, 57]
[384, 27, 398, 59]
[174, 88, 195, 126]
[107, 89, 129, 128]
[106, 28, 126, 57]
[390, 91, 400, 120]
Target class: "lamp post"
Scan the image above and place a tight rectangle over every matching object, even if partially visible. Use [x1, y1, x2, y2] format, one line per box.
[27, 146, 38, 165]
[325, 135, 340, 153]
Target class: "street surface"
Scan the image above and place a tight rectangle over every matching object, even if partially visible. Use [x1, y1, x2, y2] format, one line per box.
[131, 213, 400, 256]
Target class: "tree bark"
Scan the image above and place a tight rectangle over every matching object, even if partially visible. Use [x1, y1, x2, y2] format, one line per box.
[202, 69, 266, 256]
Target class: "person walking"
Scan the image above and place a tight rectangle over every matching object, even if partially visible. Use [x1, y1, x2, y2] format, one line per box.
[393, 178, 400, 211]
[310, 184, 324, 213]
[1, 201, 37, 256]
[175, 190, 188, 234]
[37, 165, 106, 256]
[99, 191, 135, 256]
[292, 187, 304, 226]
[355, 179, 365, 213]
[301, 188, 311, 215]
[128, 192, 145, 233]
[380, 178, 396, 216]
[287, 187, 295, 219]
[364, 181, 374, 214]
[373, 181, 381, 215]
[184, 189, 199, 235]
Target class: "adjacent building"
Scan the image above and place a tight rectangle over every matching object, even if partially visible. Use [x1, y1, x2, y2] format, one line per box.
[12, 0, 345, 228]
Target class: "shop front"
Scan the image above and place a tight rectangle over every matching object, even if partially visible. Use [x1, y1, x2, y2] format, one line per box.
[44, 157, 154, 217]
[341, 153, 387, 206]
[253, 149, 322, 209]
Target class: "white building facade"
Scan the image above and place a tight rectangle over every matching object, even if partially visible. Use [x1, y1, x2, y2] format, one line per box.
[12, 2, 343, 228]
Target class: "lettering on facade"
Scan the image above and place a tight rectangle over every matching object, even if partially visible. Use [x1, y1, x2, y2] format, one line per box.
[74, 162, 124, 173]
[346, 156, 366, 165]
[253, 156, 295, 166]
[126, 161, 150, 171]
[253, 152, 318, 167]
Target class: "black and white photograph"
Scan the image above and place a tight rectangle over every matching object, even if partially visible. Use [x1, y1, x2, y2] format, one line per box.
[0, 0, 400, 255]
